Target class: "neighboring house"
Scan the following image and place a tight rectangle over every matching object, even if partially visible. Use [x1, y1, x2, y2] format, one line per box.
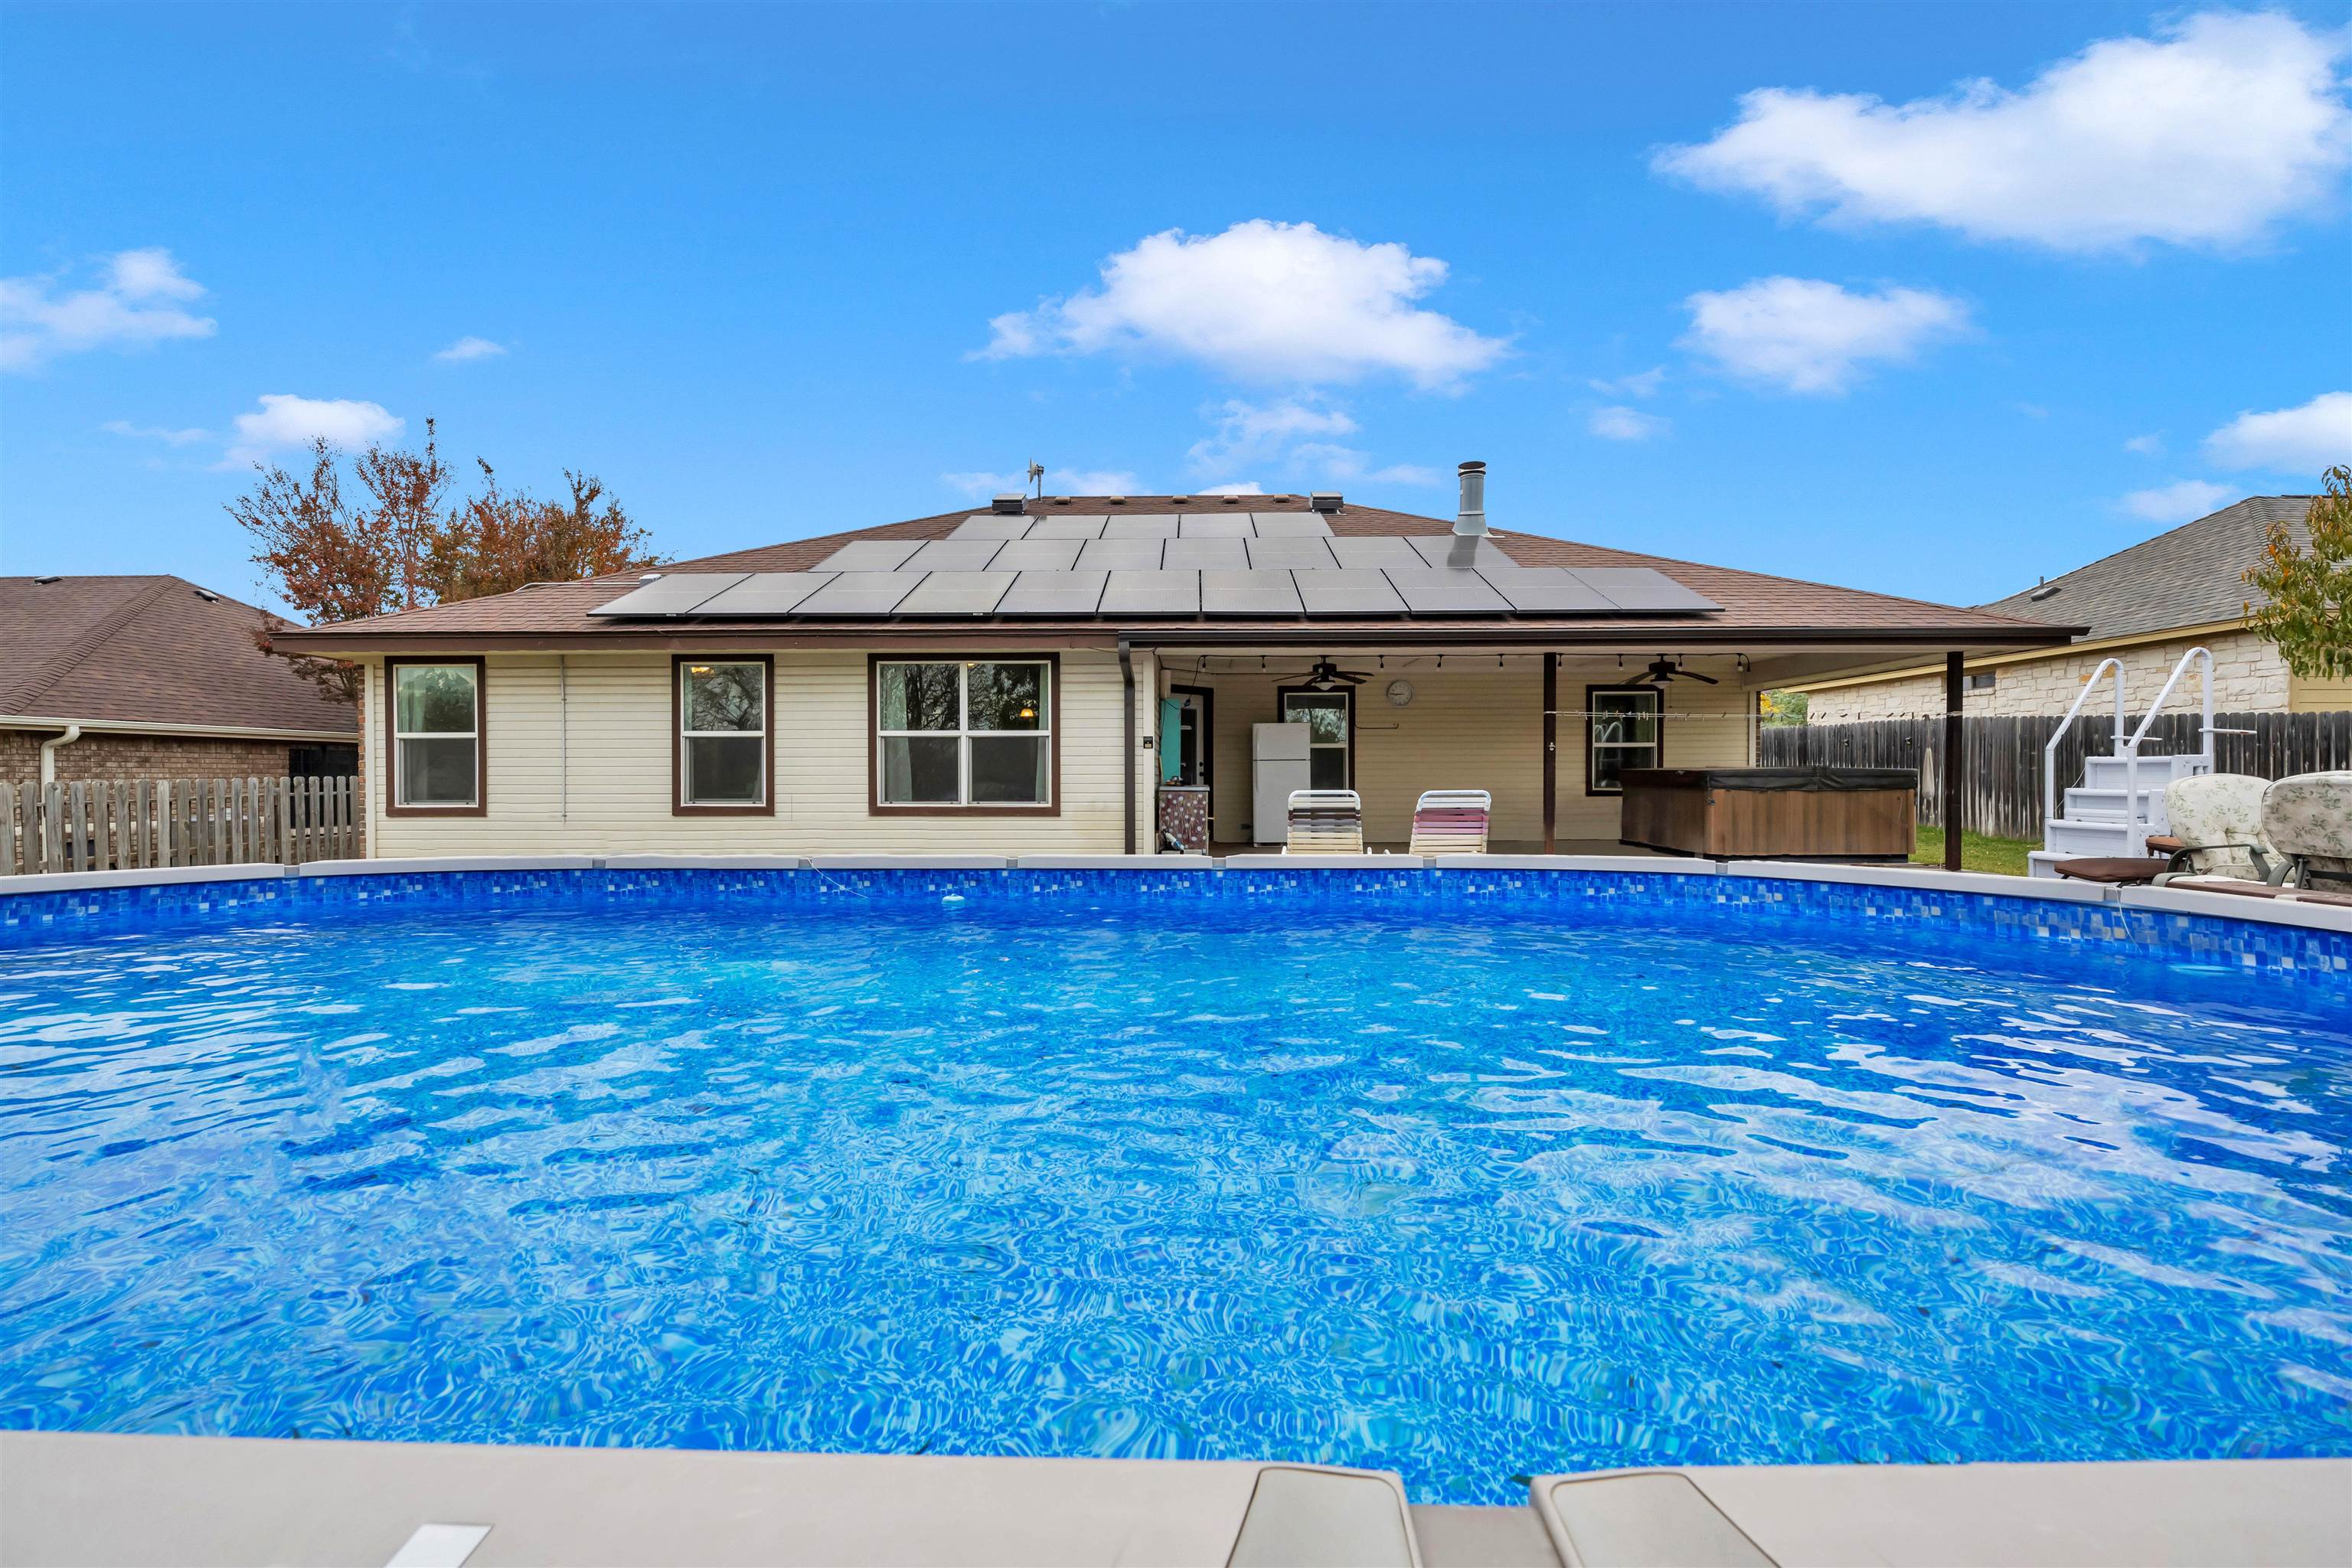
[272, 473, 2071, 857]
[2, 575, 360, 787]
[1786, 496, 2347, 723]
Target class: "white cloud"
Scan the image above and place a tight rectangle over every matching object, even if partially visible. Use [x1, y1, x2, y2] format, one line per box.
[1678, 276, 1969, 394]
[1589, 405, 1671, 441]
[2203, 391, 2352, 475]
[1655, 12, 2352, 253]
[940, 468, 1139, 498]
[1187, 397, 1357, 471]
[2120, 479, 2234, 522]
[0, 247, 215, 372]
[434, 335, 508, 362]
[978, 220, 1506, 389]
[1366, 464, 1441, 486]
[2125, 433, 2164, 456]
[226, 394, 403, 463]
[1589, 366, 1668, 399]
[1200, 482, 1265, 496]
[103, 420, 210, 446]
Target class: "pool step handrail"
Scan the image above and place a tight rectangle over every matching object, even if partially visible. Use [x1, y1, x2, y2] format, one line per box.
[2044, 657, 2127, 842]
[2119, 646, 2216, 856]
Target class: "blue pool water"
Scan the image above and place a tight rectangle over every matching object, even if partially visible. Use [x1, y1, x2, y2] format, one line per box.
[3, 892, 2350, 1503]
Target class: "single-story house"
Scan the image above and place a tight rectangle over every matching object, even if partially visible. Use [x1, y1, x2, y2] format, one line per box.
[2, 574, 359, 788]
[1785, 495, 2347, 723]
[271, 468, 2074, 858]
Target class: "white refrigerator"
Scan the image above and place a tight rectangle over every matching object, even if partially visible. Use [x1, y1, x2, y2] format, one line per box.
[1251, 722, 1312, 844]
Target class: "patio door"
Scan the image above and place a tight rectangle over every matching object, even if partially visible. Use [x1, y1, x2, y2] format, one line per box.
[1280, 689, 1351, 790]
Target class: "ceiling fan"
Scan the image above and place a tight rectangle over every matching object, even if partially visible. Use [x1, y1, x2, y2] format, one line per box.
[1634, 655, 1717, 686]
[1300, 657, 1372, 691]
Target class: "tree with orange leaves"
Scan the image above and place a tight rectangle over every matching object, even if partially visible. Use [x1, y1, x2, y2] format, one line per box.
[229, 420, 658, 702]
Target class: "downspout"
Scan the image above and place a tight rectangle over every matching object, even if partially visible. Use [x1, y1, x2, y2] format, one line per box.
[557, 655, 570, 821]
[1119, 637, 1136, 855]
[38, 724, 82, 786]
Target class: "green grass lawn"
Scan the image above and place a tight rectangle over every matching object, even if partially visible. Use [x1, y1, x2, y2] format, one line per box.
[1910, 825, 2036, 877]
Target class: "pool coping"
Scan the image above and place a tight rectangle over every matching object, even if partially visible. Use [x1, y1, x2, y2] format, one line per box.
[3, 851, 2350, 946]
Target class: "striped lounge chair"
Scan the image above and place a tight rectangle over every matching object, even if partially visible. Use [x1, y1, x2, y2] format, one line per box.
[1285, 789, 1364, 854]
[1408, 789, 1491, 856]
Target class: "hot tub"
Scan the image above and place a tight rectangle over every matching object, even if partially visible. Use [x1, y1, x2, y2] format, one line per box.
[1619, 766, 1919, 861]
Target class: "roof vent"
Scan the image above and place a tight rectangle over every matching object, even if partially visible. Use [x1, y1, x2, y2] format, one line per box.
[639, 571, 664, 583]
[1170, 495, 1190, 504]
[2028, 581, 2060, 602]
[1106, 496, 1128, 505]
[193, 588, 219, 603]
[1220, 495, 1243, 505]
[1453, 461, 1488, 536]
[33, 574, 60, 584]
[990, 494, 1025, 516]
[1309, 492, 1343, 514]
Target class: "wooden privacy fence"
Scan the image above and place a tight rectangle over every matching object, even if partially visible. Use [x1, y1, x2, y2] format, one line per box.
[2, 776, 360, 877]
[1763, 711, 2352, 841]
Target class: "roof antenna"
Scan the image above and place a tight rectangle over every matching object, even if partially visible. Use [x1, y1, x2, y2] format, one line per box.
[1027, 460, 1044, 498]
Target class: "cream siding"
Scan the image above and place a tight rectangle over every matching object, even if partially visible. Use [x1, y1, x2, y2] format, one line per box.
[1189, 655, 1752, 846]
[364, 649, 1156, 858]
[2288, 671, 2352, 712]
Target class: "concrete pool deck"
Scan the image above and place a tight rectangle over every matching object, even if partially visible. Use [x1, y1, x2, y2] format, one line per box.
[5, 1433, 2347, 1566]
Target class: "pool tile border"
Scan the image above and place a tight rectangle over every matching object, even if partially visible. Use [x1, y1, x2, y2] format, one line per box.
[1, 854, 2346, 985]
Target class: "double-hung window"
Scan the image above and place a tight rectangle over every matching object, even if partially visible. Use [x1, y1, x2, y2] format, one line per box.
[1279, 689, 1351, 789]
[1586, 685, 1661, 795]
[874, 658, 1052, 808]
[676, 658, 769, 811]
[389, 660, 482, 811]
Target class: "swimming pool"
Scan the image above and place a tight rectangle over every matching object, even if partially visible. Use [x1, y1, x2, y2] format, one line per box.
[4, 867, 2349, 1504]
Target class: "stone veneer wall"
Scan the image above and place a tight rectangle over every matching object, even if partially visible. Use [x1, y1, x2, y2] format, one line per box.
[1805, 629, 2288, 724]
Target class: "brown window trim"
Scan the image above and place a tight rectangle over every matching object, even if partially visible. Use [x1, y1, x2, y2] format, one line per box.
[383, 655, 488, 818]
[1585, 681, 1662, 797]
[672, 654, 777, 818]
[867, 652, 1061, 817]
[1275, 681, 1355, 791]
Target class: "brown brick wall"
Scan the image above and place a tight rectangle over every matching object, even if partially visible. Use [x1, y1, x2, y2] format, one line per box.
[1, 729, 299, 787]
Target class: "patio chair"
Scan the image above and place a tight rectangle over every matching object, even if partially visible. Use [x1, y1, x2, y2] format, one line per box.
[1408, 789, 1491, 856]
[2148, 773, 2282, 892]
[1285, 789, 1364, 854]
[2261, 771, 2352, 893]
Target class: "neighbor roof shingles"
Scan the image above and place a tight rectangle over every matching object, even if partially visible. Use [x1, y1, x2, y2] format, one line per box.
[1975, 495, 2316, 642]
[276, 498, 2072, 645]
[2, 576, 358, 734]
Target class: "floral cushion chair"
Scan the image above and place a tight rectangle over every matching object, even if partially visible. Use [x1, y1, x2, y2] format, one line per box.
[2261, 772, 2352, 893]
[2149, 773, 2278, 888]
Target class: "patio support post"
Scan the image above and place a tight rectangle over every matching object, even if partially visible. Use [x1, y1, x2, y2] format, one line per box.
[1542, 653, 1558, 854]
[1943, 650, 1964, 871]
[1119, 637, 1137, 856]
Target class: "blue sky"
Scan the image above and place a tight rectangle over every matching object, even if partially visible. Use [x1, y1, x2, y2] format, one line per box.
[4, 2, 2347, 612]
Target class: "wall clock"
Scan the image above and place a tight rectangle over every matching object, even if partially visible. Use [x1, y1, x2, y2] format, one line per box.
[1385, 680, 1415, 707]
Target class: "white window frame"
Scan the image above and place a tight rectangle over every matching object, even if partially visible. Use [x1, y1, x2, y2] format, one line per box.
[678, 659, 769, 808]
[1586, 684, 1661, 796]
[1281, 688, 1352, 791]
[390, 661, 482, 810]
[874, 658, 1053, 809]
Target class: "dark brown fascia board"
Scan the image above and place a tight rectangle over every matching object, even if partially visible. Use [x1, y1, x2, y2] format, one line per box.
[274, 622, 2083, 657]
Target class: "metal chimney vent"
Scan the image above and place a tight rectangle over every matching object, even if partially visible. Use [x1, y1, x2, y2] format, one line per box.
[990, 494, 1026, 516]
[1453, 461, 1488, 535]
[1309, 492, 1343, 514]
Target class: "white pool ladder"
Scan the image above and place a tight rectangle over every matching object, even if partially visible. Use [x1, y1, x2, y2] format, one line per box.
[2029, 648, 2220, 879]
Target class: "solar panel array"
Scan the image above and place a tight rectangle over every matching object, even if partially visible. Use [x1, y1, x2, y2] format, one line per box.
[590, 513, 1723, 621]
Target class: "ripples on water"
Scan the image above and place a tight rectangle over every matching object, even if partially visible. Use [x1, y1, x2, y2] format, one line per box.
[2, 903, 2349, 1502]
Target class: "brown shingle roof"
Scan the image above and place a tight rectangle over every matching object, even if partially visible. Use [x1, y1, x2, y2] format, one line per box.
[1977, 495, 2315, 642]
[2, 575, 358, 735]
[275, 497, 2074, 649]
